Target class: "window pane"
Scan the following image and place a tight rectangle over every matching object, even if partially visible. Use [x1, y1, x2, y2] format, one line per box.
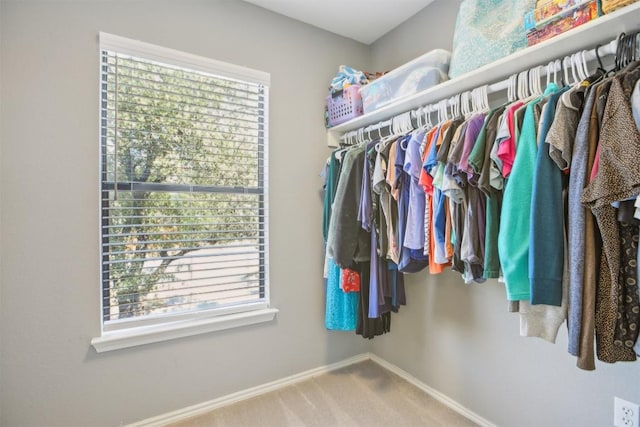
[100, 46, 268, 326]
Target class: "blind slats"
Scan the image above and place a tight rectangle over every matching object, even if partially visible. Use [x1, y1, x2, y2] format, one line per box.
[102, 221, 262, 230]
[103, 53, 264, 93]
[103, 118, 263, 144]
[101, 182, 263, 194]
[103, 62, 262, 101]
[104, 261, 260, 282]
[103, 247, 266, 265]
[104, 279, 264, 301]
[100, 40, 268, 326]
[103, 100, 263, 131]
[107, 290, 264, 319]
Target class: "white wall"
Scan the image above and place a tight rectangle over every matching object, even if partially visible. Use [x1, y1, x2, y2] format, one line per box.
[370, 1, 640, 426]
[0, 1, 371, 425]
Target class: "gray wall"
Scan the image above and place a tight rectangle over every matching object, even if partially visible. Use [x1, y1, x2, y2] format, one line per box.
[370, 1, 640, 426]
[0, 1, 371, 425]
[371, 0, 462, 72]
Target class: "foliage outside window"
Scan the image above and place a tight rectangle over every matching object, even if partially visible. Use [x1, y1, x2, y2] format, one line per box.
[99, 35, 270, 331]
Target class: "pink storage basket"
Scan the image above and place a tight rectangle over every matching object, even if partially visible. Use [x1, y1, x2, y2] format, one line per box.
[326, 85, 363, 127]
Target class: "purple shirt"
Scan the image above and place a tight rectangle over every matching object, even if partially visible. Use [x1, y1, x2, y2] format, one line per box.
[458, 114, 486, 177]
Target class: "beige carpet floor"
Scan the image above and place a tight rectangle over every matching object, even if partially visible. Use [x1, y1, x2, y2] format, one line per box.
[168, 360, 480, 427]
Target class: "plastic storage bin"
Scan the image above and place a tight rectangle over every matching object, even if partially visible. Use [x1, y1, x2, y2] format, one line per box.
[359, 49, 451, 114]
[325, 85, 363, 127]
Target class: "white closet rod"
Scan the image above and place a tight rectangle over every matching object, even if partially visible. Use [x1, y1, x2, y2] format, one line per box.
[340, 37, 619, 144]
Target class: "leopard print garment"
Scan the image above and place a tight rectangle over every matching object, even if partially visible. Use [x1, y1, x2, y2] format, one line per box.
[582, 70, 640, 363]
[615, 223, 640, 348]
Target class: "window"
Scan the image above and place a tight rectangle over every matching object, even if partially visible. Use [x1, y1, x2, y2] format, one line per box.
[93, 33, 274, 352]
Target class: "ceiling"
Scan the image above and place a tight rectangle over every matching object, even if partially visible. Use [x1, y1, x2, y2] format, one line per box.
[242, 0, 436, 45]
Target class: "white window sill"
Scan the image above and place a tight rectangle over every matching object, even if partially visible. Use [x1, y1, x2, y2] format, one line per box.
[91, 308, 279, 353]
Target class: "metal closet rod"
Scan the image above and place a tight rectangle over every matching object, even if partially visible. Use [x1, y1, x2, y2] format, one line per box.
[340, 37, 620, 143]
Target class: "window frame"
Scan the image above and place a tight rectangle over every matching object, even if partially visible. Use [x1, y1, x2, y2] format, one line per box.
[92, 32, 276, 353]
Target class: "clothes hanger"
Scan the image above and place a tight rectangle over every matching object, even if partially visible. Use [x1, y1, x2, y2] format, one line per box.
[529, 66, 544, 96]
[507, 74, 517, 103]
[425, 104, 433, 129]
[614, 32, 626, 72]
[545, 62, 552, 88]
[575, 52, 587, 81]
[459, 91, 468, 116]
[572, 54, 582, 83]
[529, 67, 536, 96]
[403, 111, 413, 134]
[449, 95, 457, 118]
[562, 56, 572, 86]
[581, 50, 590, 79]
[569, 54, 580, 82]
[594, 44, 607, 74]
[517, 70, 528, 100]
[470, 89, 476, 113]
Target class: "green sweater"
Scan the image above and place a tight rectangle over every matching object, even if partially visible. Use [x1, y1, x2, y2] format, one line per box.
[498, 84, 558, 300]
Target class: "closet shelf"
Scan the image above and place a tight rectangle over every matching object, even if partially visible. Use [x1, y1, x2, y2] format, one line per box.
[326, 1, 640, 147]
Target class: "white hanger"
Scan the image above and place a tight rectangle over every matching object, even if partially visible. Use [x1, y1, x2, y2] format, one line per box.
[424, 105, 433, 129]
[528, 66, 539, 96]
[402, 112, 413, 133]
[442, 99, 449, 121]
[562, 56, 571, 86]
[517, 71, 527, 100]
[539, 66, 544, 93]
[506, 75, 515, 103]
[474, 87, 482, 113]
[580, 50, 589, 79]
[376, 121, 383, 140]
[460, 92, 468, 116]
[536, 66, 543, 94]
[448, 96, 455, 118]
[482, 85, 490, 111]
[571, 54, 579, 84]
[470, 89, 476, 113]
[571, 54, 581, 82]
[545, 61, 552, 88]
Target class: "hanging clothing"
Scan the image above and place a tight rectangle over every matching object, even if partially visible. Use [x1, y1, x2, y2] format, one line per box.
[321, 52, 640, 361]
[323, 151, 358, 331]
[325, 259, 358, 330]
[499, 83, 559, 301]
[522, 87, 570, 343]
[327, 145, 370, 268]
[549, 75, 597, 364]
[582, 66, 640, 363]
[529, 87, 569, 307]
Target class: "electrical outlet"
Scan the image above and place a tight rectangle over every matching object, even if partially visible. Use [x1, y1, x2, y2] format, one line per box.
[615, 397, 640, 427]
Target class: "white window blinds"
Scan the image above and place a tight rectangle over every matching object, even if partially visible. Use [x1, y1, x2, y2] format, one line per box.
[99, 33, 270, 331]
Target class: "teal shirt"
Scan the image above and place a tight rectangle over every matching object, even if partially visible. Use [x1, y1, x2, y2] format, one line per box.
[529, 87, 569, 306]
[498, 84, 558, 301]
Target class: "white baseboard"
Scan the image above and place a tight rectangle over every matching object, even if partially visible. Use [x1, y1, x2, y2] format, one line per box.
[128, 352, 495, 427]
[127, 353, 371, 427]
[368, 353, 497, 427]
